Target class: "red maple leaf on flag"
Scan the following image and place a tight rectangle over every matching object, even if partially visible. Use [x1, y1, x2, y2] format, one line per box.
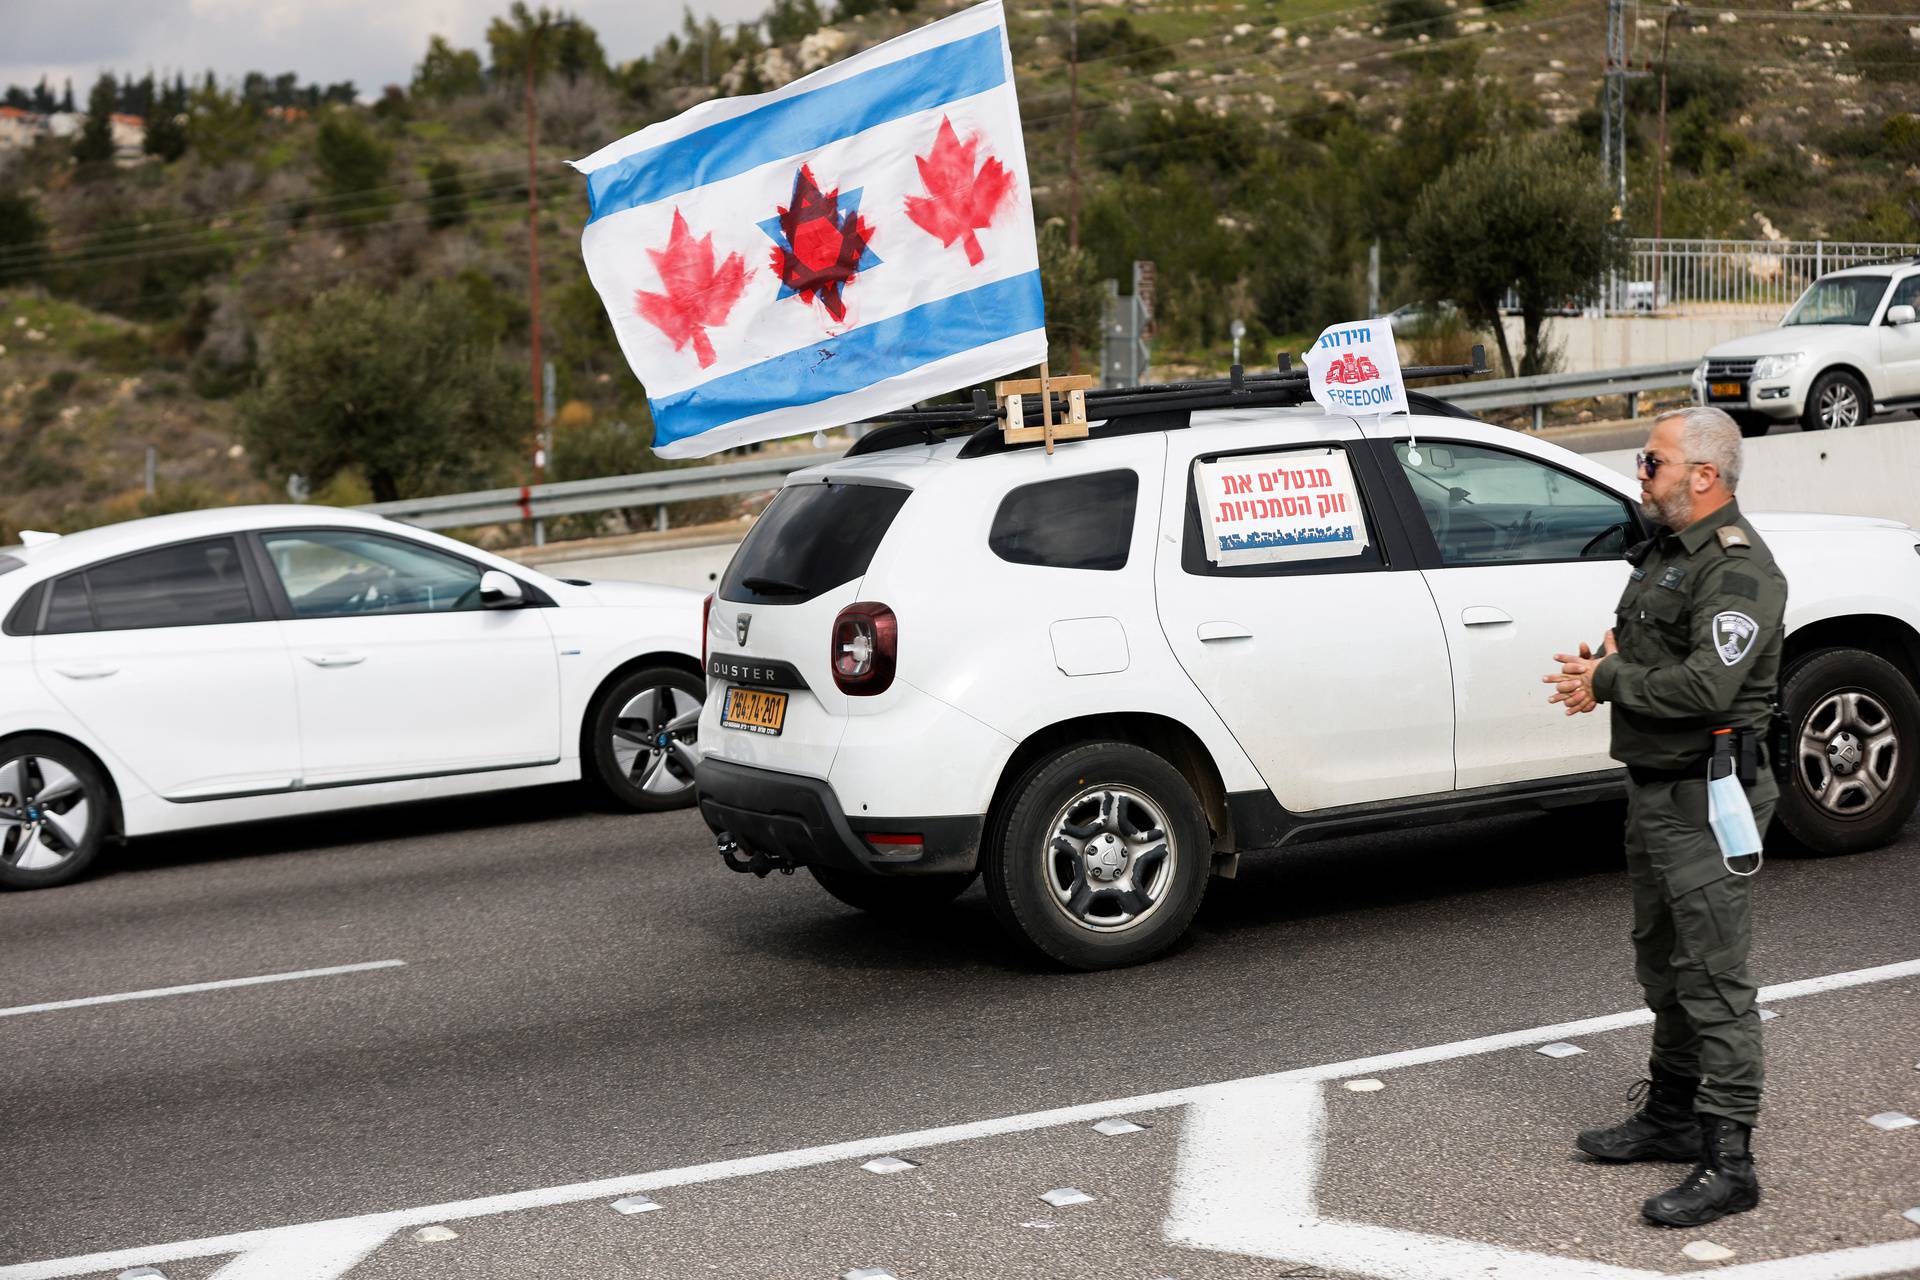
[634, 209, 750, 370]
[904, 117, 1016, 266]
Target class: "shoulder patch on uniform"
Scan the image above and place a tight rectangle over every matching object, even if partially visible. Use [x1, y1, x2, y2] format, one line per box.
[1713, 611, 1760, 666]
[1717, 526, 1751, 551]
[1723, 570, 1760, 600]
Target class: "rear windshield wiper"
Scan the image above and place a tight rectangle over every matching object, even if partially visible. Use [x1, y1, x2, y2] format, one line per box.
[741, 575, 809, 596]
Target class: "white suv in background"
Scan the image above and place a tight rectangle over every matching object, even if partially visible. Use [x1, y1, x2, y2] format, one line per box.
[696, 394, 1920, 968]
[1693, 259, 1920, 435]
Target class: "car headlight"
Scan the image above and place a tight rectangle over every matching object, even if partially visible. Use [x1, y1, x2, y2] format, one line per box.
[1751, 353, 1806, 381]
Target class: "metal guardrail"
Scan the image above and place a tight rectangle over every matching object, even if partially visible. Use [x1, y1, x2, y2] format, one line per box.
[1425, 359, 1697, 429]
[361, 449, 847, 533]
[364, 361, 1699, 533]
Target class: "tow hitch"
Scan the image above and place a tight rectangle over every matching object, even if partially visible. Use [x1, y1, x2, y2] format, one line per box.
[716, 832, 795, 877]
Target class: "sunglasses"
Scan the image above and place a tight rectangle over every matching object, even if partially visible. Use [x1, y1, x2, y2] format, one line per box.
[1634, 452, 1709, 478]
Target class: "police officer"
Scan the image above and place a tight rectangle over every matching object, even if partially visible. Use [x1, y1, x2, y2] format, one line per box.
[1543, 405, 1787, 1228]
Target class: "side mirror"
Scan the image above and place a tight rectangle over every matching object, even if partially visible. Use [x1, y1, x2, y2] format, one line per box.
[1888, 304, 1917, 326]
[479, 569, 525, 609]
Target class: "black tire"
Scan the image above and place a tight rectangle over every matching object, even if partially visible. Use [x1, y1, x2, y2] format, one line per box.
[1800, 370, 1868, 432]
[1774, 647, 1920, 855]
[808, 864, 977, 914]
[0, 735, 110, 890]
[984, 741, 1211, 970]
[1730, 411, 1773, 439]
[585, 665, 705, 812]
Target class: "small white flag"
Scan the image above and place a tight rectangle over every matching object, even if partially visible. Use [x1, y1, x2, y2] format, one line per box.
[1304, 318, 1408, 417]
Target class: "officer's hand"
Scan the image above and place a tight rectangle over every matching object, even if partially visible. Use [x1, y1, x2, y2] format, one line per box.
[1601, 629, 1618, 657]
[1544, 649, 1601, 715]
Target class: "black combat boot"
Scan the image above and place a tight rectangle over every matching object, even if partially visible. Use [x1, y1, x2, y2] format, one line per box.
[1642, 1116, 1761, 1227]
[1576, 1068, 1701, 1162]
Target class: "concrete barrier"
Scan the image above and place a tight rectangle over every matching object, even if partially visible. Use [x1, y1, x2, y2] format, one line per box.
[1497, 308, 1778, 374]
[1590, 417, 1920, 528]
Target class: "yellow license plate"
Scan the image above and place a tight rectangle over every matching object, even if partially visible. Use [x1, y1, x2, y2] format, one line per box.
[1710, 381, 1743, 397]
[722, 687, 788, 736]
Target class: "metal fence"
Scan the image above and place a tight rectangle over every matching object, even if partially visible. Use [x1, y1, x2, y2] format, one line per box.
[1611, 238, 1920, 313]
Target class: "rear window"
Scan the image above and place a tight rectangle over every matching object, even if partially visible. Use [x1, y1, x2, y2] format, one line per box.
[720, 481, 911, 605]
[0, 554, 24, 576]
[989, 470, 1138, 571]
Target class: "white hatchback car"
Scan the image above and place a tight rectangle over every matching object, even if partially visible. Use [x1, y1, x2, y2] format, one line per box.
[696, 386, 1920, 968]
[0, 506, 705, 889]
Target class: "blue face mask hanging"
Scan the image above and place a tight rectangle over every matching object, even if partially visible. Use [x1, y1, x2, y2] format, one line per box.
[1707, 731, 1763, 876]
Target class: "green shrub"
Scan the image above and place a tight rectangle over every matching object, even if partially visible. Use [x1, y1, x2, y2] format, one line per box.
[1380, 0, 1456, 41]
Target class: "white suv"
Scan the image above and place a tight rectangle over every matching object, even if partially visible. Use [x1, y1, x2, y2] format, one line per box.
[1693, 259, 1920, 435]
[696, 390, 1920, 968]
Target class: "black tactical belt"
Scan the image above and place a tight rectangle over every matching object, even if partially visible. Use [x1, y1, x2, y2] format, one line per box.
[1627, 760, 1710, 785]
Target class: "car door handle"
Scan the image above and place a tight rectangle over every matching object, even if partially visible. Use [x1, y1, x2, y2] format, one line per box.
[53, 663, 117, 679]
[1461, 606, 1513, 627]
[1197, 621, 1254, 642]
[303, 652, 367, 668]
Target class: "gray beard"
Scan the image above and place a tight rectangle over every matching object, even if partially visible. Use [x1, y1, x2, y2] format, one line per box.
[1640, 489, 1693, 529]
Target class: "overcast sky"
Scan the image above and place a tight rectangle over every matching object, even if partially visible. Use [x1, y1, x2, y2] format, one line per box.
[0, 0, 768, 99]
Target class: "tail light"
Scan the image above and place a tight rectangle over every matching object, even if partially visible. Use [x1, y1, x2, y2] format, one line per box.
[701, 593, 713, 668]
[832, 602, 896, 695]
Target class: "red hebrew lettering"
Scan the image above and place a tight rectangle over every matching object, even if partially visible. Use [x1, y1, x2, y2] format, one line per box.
[1217, 503, 1234, 523]
[1258, 472, 1273, 494]
[1313, 468, 1332, 486]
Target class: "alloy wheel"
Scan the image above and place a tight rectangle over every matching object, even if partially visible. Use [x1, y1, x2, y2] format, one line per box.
[1043, 786, 1179, 933]
[1797, 688, 1900, 818]
[611, 686, 702, 799]
[1818, 381, 1862, 430]
[0, 754, 94, 873]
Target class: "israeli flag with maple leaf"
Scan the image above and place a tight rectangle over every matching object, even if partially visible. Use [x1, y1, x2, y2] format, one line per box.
[571, 0, 1044, 458]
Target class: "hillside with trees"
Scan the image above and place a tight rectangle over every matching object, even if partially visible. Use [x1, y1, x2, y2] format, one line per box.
[2, 0, 1915, 542]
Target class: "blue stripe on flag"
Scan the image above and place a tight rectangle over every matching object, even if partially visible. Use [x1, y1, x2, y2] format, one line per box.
[585, 27, 1007, 224]
[649, 270, 1044, 449]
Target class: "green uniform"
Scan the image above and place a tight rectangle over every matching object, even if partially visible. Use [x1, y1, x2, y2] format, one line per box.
[1591, 499, 1788, 1127]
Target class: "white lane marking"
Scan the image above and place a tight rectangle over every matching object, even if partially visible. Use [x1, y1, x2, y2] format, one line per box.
[0, 961, 408, 1019]
[204, 1225, 395, 1280]
[1164, 966, 1920, 1280]
[4, 956, 1918, 1280]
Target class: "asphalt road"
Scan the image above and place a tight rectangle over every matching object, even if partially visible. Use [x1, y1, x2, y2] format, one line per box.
[3, 788, 1917, 1277]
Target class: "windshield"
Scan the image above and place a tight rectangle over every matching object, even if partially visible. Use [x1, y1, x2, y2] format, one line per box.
[1783, 275, 1891, 326]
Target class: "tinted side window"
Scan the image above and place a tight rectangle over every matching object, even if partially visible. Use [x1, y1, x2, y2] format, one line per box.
[1892, 275, 1920, 311]
[4, 581, 46, 636]
[1394, 443, 1634, 565]
[990, 470, 1138, 571]
[721, 482, 911, 605]
[86, 538, 257, 630]
[43, 576, 93, 633]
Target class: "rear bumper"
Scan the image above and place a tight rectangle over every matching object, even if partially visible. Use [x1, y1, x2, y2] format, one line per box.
[695, 757, 982, 877]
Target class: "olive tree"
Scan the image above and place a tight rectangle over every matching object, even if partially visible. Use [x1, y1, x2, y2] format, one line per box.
[239, 283, 521, 503]
[1406, 137, 1625, 377]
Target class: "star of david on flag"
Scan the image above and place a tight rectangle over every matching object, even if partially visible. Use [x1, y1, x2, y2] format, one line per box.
[571, 0, 1045, 459]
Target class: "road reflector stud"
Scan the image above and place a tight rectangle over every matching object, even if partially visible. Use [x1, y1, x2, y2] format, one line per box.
[1866, 1111, 1918, 1131]
[1683, 1241, 1735, 1262]
[117, 1270, 167, 1280]
[861, 1156, 919, 1174]
[843, 1268, 900, 1279]
[1343, 1078, 1385, 1092]
[413, 1226, 459, 1243]
[1040, 1187, 1096, 1207]
[1759, 1008, 1779, 1021]
[612, 1195, 661, 1215]
[1093, 1117, 1146, 1135]
[1536, 1042, 1586, 1058]
[1903, 1207, 1920, 1227]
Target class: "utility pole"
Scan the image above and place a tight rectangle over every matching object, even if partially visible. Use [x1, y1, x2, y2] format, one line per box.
[1652, 6, 1684, 300]
[525, 23, 545, 502]
[1067, 0, 1081, 253]
[1602, 0, 1628, 214]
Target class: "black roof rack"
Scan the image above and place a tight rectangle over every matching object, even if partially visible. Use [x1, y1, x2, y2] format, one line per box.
[845, 345, 1489, 458]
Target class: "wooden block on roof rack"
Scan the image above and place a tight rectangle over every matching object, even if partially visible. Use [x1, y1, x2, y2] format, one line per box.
[997, 373, 1095, 446]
